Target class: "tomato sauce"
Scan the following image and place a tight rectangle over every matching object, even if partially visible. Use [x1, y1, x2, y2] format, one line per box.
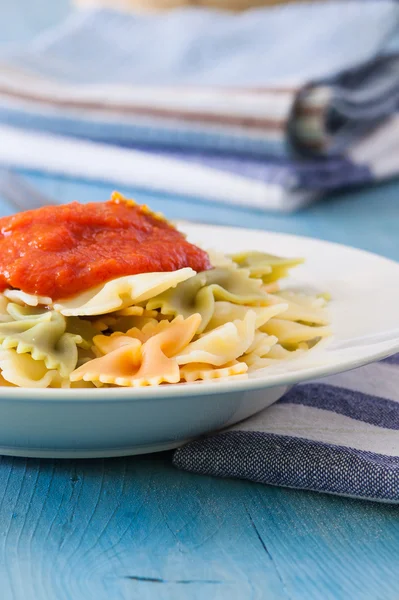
[0, 193, 211, 300]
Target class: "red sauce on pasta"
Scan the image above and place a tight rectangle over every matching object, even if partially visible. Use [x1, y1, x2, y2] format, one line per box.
[0, 192, 211, 300]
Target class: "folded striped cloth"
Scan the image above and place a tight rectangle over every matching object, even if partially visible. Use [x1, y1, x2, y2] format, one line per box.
[0, 2, 399, 211]
[174, 354, 399, 502]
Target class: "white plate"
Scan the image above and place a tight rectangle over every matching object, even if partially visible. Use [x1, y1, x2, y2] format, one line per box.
[1, 224, 399, 458]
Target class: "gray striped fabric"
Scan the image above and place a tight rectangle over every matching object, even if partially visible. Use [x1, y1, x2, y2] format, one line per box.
[174, 355, 399, 502]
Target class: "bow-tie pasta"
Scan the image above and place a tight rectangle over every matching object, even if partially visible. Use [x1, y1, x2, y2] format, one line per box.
[147, 267, 270, 333]
[0, 304, 81, 379]
[261, 319, 331, 348]
[205, 301, 287, 331]
[0, 350, 66, 388]
[70, 314, 201, 386]
[230, 251, 304, 283]
[176, 311, 257, 367]
[53, 269, 196, 316]
[180, 361, 248, 382]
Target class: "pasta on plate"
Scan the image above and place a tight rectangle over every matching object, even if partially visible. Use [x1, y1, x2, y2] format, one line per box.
[0, 194, 331, 388]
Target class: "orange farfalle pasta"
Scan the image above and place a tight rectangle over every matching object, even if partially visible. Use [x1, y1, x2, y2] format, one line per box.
[70, 314, 201, 387]
[70, 338, 142, 386]
[130, 314, 201, 385]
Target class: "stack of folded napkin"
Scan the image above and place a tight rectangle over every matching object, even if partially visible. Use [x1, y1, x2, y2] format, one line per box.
[0, 0, 398, 211]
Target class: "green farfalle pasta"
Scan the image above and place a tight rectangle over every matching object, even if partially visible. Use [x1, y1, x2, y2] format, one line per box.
[6, 303, 48, 320]
[146, 267, 270, 333]
[0, 304, 82, 377]
[65, 316, 99, 349]
[230, 251, 304, 283]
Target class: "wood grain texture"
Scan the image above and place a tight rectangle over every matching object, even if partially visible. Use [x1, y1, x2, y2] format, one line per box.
[2, 2, 399, 598]
[0, 453, 399, 600]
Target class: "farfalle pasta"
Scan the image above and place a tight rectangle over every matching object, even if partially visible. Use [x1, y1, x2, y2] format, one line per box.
[53, 268, 196, 316]
[146, 266, 269, 333]
[0, 304, 81, 377]
[175, 311, 257, 367]
[0, 194, 331, 388]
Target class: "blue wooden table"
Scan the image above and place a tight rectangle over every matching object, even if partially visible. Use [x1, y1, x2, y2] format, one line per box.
[1, 4, 399, 599]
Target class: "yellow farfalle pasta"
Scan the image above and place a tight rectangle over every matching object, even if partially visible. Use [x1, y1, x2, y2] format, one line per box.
[0, 295, 11, 323]
[0, 349, 66, 388]
[52, 268, 196, 316]
[176, 310, 257, 367]
[205, 301, 287, 331]
[206, 249, 236, 269]
[107, 315, 159, 334]
[239, 342, 307, 371]
[265, 343, 306, 360]
[269, 292, 329, 325]
[180, 361, 248, 382]
[260, 318, 331, 348]
[115, 307, 159, 318]
[245, 331, 278, 357]
[238, 331, 279, 368]
[277, 290, 328, 309]
[4, 289, 53, 307]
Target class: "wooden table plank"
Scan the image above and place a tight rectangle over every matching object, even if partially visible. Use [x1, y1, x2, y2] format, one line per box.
[0, 453, 399, 600]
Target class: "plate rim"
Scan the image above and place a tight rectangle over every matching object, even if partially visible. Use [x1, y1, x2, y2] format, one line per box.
[1, 223, 398, 402]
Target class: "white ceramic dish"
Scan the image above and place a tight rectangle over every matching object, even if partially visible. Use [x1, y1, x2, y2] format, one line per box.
[1, 223, 399, 459]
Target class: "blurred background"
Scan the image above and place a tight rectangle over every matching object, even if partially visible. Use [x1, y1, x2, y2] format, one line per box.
[0, 0, 398, 254]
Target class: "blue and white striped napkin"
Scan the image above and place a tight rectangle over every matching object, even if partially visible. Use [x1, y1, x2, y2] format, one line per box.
[0, 2, 398, 211]
[174, 354, 399, 502]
